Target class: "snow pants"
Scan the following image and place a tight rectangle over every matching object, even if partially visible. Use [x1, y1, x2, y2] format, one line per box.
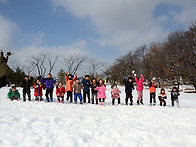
[74, 93, 82, 102]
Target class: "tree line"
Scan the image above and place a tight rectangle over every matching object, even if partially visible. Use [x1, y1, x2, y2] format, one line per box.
[104, 21, 196, 89]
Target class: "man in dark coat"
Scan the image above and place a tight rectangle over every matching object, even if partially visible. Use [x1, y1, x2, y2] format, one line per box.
[0, 50, 11, 88]
[21, 75, 33, 101]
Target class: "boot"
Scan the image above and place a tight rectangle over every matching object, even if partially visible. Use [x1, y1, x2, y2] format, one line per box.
[61, 100, 64, 104]
[74, 101, 77, 104]
[50, 98, 53, 102]
[125, 99, 128, 105]
[99, 102, 102, 106]
[102, 102, 105, 106]
[137, 100, 139, 105]
[40, 97, 43, 101]
[140, 100, 144, 105]
[130, 100, 133, 106]
[80, 101, 83, 104]
[46, 98, 50, 102]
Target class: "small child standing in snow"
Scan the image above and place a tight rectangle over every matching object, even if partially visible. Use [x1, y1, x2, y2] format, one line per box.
[134, 74, 145, 105]
[158, 88, 167, 107]
[111, 83, 121, 105]
[56, 81, 66, 103]
[82, 75, 91, 103]
[149, 78, 157, 106]
[7, 86, 20, 101]
[65, 72, 77, 103]
[123, 77, 134, 105]
[33, 78, 44, 102]
[21, 75, 33, 102]
[171, 87, 180, 107]
[72, 78, 83, 104]
[95, 79, 107, 106]
[90, 78, 98, 104]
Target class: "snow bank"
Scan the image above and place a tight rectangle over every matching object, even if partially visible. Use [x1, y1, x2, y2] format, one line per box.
[0, 86, 196, 147]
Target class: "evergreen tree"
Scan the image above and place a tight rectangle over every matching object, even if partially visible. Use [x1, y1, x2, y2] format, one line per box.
[57, 69, 65, 83]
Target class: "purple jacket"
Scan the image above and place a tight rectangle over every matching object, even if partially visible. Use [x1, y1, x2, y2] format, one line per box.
[41, 77, 56, 89]
[135, 76, 145, 91]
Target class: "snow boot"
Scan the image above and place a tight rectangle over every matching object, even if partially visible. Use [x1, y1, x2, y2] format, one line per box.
[130, 100, 133, 106]
[50, 99, 53, 102]
[137, 100, 139, 105]
[46, 98, 50, 102]
[74, 101, 77, 104]
[61, 100, 64, 104]
[99, 102, 102, 106]
[80, 101, 83, 105]
[102, 102, 105, 106]
[125, 99, 128, 105]
[140, 100, 144, 105]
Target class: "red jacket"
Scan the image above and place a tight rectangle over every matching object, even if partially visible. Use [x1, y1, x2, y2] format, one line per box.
[33, 83, 43, 96]
[56, 86, 66, 95]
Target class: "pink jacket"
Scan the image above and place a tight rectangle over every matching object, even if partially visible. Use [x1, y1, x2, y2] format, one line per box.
[111, 88, 121, 99]
[95, 84, 107, 99]
[135, 76, 145, 91]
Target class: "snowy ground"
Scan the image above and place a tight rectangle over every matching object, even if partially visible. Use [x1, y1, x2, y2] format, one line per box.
[0, 86, 196, 147]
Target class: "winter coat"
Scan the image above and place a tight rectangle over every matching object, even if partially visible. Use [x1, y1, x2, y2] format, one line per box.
[149, 82, 157, 93]
[123, 79, 134, 94]
[41, 77, 56, 89]
[158, 93, 167, 99]
[72, 82, 83, 94]
[0, 52, 11, 78]
[90, 82, 98, 94]
[33, 83, 44, 96]
[82, 79, 90, 92]
[135, 76, 145, 91]
[171, 91, 180, 100]
[7, 90, 20, 99]
[95, 84, 107, 99]
[21, 77, 33, 93]
[65, 75, 77, 92]
[56, 86, 66, 96]
[111, 87, 121, 99]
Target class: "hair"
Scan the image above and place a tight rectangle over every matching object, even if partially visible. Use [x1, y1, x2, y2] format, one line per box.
[47, 73, 52, 77]
[91, 78, 97, 82]
[24, 75, 28, 78]
[75, 78, 80, 81]
[160, 88, 165, 94]
[128, 77, 133, 80]
[111, 83, 117, 88]
[97, 79, 105, 87]
[85, 75, 90, 78]
[11, 86, 16, 89]
[56, 81, 63, 89]
[172, 87, 178, 91]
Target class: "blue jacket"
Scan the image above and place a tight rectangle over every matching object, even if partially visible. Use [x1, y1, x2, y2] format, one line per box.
[82, 79, 90, 92]
[41, 77, 56, 89]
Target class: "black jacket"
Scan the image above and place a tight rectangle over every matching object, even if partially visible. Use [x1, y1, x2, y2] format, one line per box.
[90, 82, 98, 94]
[22, 77, 33, 93]
[171, 91, 180, 100]
[123, 79, 134, 94]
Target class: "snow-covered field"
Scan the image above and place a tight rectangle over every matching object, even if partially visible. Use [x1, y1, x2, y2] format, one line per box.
[0, 86, 196, 147]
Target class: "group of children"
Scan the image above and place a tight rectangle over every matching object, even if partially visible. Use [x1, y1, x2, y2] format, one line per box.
[7, 73, 180, 107]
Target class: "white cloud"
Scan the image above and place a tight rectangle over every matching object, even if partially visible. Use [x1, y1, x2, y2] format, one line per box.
[51, 0, 196, 51]
[0, 0, 7, 5]
[0, 14, 19, 49]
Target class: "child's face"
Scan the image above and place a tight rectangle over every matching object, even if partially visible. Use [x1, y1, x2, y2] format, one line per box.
[12, 88, 16, 91]
[59, 83, 63, 87]
[36, 80, 40, 84]
[76, 80, 80, 84]
[173, 89, 177, 92]
[24, 77, 29, 81]
[92, 79, 96, 83]
[86, 77, 90, 80]
[99, 80, 103, 85]
[128, 79, 132, 82]
[47, 75, 51, 78]
[161, 90, 165, 93]
[139, 77, 142, 80]
[68, 75, 72, 79]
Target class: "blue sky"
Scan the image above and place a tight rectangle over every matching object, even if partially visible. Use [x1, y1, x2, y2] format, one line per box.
[0, 0, 196, 75]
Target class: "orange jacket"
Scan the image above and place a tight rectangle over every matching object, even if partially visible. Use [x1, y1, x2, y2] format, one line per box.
[149, 82, 157, 93]
[65, 75, 77, 92]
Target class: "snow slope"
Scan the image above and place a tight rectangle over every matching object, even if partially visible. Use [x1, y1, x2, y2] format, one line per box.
[0, 86, 196, 147]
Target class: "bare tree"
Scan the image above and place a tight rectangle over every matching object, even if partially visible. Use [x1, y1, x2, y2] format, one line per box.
[47, 54, 59, 74]
[88, 59, 104, 77]
[64, 53, 87, 74]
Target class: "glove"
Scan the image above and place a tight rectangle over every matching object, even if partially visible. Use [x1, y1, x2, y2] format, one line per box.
[132, 70, 135, 74]
[134, 74, 137, 77]
[124, 76, 126, 79]
[35, 85, 39, 88]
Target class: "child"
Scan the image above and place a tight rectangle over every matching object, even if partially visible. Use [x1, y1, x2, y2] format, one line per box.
[123, 77, 134, 105]
[95, 79, 107, 106]
[7, 86, 20, 101]
[82, 75, 91, 103]
[149, 78, 157, 106]
[56, 81, 66, 103]
[21, 75, 33, 102]
[72, 78, 83, 104]
[33, 78, 44, 102]
[111, 83, 121, 105]
[158, 88, 167, 106]
[134, 74, 145, 105]
[171, 87, 180, 107]
[90, 78, 98, 104]
[65, 72, 77, 103]
[41, 74, 56, 102]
